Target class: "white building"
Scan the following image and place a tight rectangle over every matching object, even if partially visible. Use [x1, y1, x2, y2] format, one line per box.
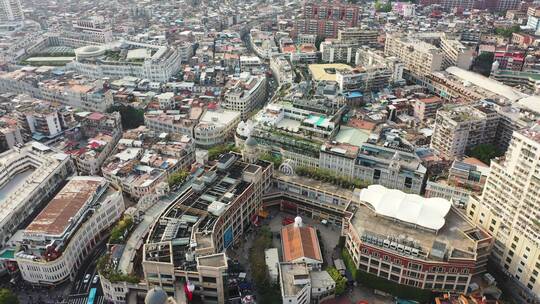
[467, 124, 540, 301]
[144, 111, 197, 137]
[70, 18, 113, 44]
[194, 109, 241, 147]
[0, 142, 74, 248]
[249, 29, 278, 59]
[319, 142, 427, 194]
[0, 69, 114, 112]
[221, 73, 267, 120]
[270, 55, 294, 85]
[265, 248, 279, 283]
[279, 263, 311, 304]
[320, 40, 359, 64]
[155, 92, 176, 110]
[0, 0, 23, 29]
[335, 65, 392, 93]
[69, 41, 184, 82]
[15, 176, 125, 285]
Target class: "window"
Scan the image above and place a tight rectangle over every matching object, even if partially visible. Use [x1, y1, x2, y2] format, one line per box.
[202, 276, 217, 283]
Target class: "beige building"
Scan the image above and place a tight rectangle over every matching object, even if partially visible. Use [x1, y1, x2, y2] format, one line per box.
[467, 124, 540, 302]
[384, 33, 443, 76]
[430, 105, 500, 159]
[439, 34, 474, 70]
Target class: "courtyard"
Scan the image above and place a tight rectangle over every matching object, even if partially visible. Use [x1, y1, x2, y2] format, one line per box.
[226, 207, 393, 304]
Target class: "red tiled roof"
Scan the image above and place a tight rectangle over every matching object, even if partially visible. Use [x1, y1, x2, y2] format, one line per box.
[87, 112, 105, 121]
[347, 118, 376, 131]
[281, 224, 322, 262]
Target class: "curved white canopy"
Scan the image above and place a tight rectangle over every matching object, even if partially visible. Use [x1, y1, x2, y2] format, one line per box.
[359, 185, 451, 230]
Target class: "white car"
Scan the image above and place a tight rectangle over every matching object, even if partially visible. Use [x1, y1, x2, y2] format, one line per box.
[83, 274, 91, 284]
[92, 275, 99, 284]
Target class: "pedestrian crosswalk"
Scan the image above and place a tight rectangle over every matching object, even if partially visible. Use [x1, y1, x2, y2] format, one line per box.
[65, 295, 104, 304]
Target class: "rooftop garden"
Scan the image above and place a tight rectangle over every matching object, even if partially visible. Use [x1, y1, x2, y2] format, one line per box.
[104, 50, 122, 61]
[97, 253, 140, 284]
[208, 144, 240, 161]
[295, 166, 368, 189]
[259, 152, 282, 169]
[109, 215, 134, 244]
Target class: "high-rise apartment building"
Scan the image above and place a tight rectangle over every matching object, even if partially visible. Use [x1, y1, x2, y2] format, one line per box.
[0, 0, 24, 26]
[418, 0, 519, 11]
[384, 33, 443, 76]
[294, 1, 359, 38]
[467, 124, 540, 301]
[430, 105, 500, 159]
[320, 28, 378, 64]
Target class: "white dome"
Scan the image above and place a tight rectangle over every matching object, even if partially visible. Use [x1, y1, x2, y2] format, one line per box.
[294, 216, 303, 228]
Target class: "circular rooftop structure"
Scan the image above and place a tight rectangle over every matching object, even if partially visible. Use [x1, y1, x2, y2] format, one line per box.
[245, 136, 257, 147]
[145, 287, 168, 304]
[75, 45, 107, 60]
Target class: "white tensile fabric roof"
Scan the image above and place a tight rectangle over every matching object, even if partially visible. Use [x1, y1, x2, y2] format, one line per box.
[359, 185, 451, 230]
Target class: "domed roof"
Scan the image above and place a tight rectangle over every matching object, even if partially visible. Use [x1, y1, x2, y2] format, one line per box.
[145, 287, 168, 304]
[245, 136, 257, 147]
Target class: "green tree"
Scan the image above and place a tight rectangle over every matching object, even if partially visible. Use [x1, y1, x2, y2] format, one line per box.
[472, 52, 495, 77]
[341, 248, 358, 280]
[109, 215, 134, 244]
[168, 170, 189, 187]
[327, 267, 347, 295]
[207, 144, 239, 160]
[495, 25, 521, 38]
[97, 254, 140, 284]
[295, 166, 368, 189]
[375, 0, 392, 12]
[107, 105, 144, 130]
[248, 227, 280, 304]
[468, 143, 503, 165]
[260, 152, 282, 168]
[0, 289, 18, 304]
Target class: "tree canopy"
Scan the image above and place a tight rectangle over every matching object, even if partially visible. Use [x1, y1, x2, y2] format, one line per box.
[295, 166, 368, 189]
[109, 215, 134, 244]
[468, 143, 503, 165]
[249, 227, 281, 304]
[260, 152, 282, 168]
[472, 52, 495, 77]
[207, 144, 240, 161]
[168, 170, 189, 187]
[327, 267, 347, 295]
[0, 289, 18, 304]
[97, 254, 139, 284]
[375, 0, 392, 12]
[107, 104, 144, 130]
[495, 25, 521, 38]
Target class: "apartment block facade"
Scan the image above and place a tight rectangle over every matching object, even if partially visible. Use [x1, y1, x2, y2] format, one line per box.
[467, 125, 540, 301]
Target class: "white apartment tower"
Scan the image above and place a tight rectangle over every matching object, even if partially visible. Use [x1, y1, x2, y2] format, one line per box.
[0, 0, 23, 24]
[467, 124, 540, 301]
